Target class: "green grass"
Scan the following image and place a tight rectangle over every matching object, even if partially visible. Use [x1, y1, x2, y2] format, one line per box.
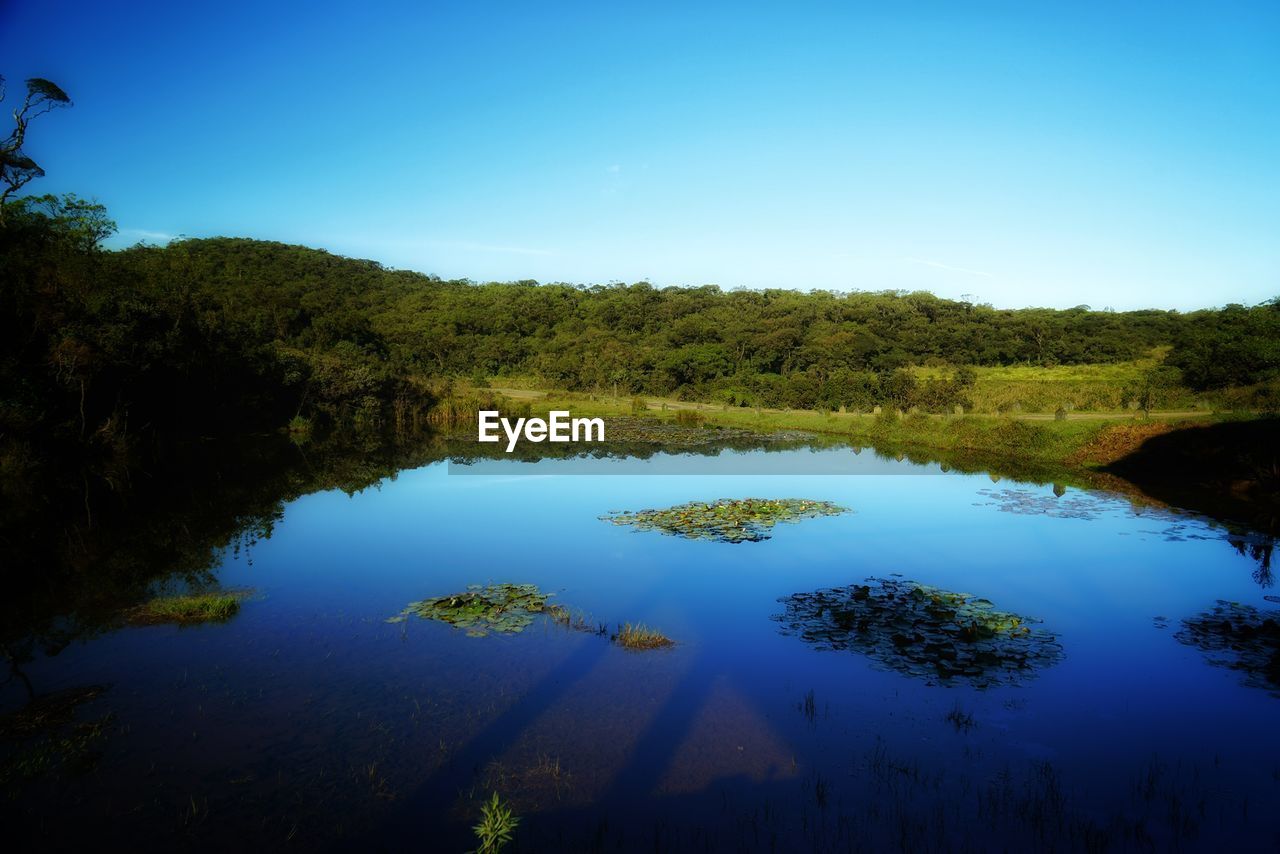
[613, 622, 675, 650]
[909, 352, 1201, 413]
[125, 592, 242, 625]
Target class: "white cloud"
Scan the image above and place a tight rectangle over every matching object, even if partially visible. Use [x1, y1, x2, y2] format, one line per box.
[118, 228, 179, 244]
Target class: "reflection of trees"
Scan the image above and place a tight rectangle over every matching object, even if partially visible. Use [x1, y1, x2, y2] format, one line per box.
[974, 482, 1279, 591]
[442, 421, 827, 466]
[1229, 535, 1275, 588]
[1174, 600, 1280, 695]
[0, 430, 445, 657]
[2, 426, 828, 658]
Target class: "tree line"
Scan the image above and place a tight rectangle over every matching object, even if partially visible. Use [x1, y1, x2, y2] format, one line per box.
[4, 193, 1277, 470]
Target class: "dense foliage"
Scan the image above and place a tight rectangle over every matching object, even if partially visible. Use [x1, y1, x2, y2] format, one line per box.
[1166, 301, 1280, 391]
[117, 232, 1274, 411]
[0, 196, 436, 467]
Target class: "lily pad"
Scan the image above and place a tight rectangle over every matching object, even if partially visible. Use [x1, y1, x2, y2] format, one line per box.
[773, 577, 1063, 688]
[390, 583, 552, 637]
[1174, 601, 1280, 695]
[601, 498, 848, 544]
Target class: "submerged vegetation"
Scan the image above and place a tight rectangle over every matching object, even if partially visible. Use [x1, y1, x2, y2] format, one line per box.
[774, 577, 1064, 688]
[602, 498, 848, 543]
[124, 591, 244, 626]
[0, 684, 112, 792]
[1175, 601, 1280, 695]
[388, 584, 552, 637]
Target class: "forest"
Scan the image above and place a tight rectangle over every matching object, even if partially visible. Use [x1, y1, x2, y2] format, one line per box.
[2, 193, 1278, 471]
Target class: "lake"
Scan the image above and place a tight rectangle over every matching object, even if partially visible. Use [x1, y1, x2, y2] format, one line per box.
[5, 440, 1279, 852]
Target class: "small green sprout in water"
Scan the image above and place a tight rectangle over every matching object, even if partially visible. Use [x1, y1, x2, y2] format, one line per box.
[125, 592, 243, 626]
[472, 791, 519, 853]
[613, 622, 674, 651]
[602, 497, 849, 543]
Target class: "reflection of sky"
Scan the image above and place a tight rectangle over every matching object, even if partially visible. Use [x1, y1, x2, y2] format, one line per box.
[224, 448, 1277, 766]
[18, 447, 1280, 842]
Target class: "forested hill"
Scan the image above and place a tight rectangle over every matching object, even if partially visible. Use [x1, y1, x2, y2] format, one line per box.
[2, 197, 1277, 466]
[115, 236, 1276, 400]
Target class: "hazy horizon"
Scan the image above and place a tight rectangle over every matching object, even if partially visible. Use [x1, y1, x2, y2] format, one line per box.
[3, 1, 1277, 312]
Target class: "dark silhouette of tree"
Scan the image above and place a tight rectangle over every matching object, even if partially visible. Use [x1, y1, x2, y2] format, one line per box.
[0, 75, 72, 219]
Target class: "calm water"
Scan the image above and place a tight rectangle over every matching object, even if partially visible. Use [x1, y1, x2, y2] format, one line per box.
[6, 445, 1280, 852]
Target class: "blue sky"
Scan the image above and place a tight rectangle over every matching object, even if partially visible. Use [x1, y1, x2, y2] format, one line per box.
[2, 1, 1276, 310]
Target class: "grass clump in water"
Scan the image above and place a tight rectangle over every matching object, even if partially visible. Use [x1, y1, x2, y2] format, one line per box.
[389, 583, 551, 637]
[613, 622, 674, 650]
[602, 497, 848, 543]
[125, 591, 242, 625]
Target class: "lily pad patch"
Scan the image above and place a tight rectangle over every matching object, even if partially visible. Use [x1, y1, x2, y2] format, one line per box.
[388, 583, 552, 637]
[390, 585, 676, 651]
[773, 577, 1063, 688]
[601, 498, 848, 543]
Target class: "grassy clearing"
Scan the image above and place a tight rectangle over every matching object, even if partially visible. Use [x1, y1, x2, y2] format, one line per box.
[125, 591, 243, 626]
[613, 623, 674, 650]
[909, 357, 1186, 413]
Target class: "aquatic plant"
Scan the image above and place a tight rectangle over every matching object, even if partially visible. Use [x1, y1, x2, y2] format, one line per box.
[481, 754, 573, 810]
[773, 577, 1063, 688]
[472, 791, 519, 853]
[124, 591, 243, 625]
[602, 497, 849, 543]
[612, 622, 674, 650]
[546, 604, 608, 636]
[1174, 601, 1280, 695]
[799, 689, 819, 723]
[389, 583, 552, 637]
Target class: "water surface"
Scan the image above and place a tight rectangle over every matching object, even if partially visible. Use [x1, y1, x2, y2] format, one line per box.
[6, 444, 1279, 851]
